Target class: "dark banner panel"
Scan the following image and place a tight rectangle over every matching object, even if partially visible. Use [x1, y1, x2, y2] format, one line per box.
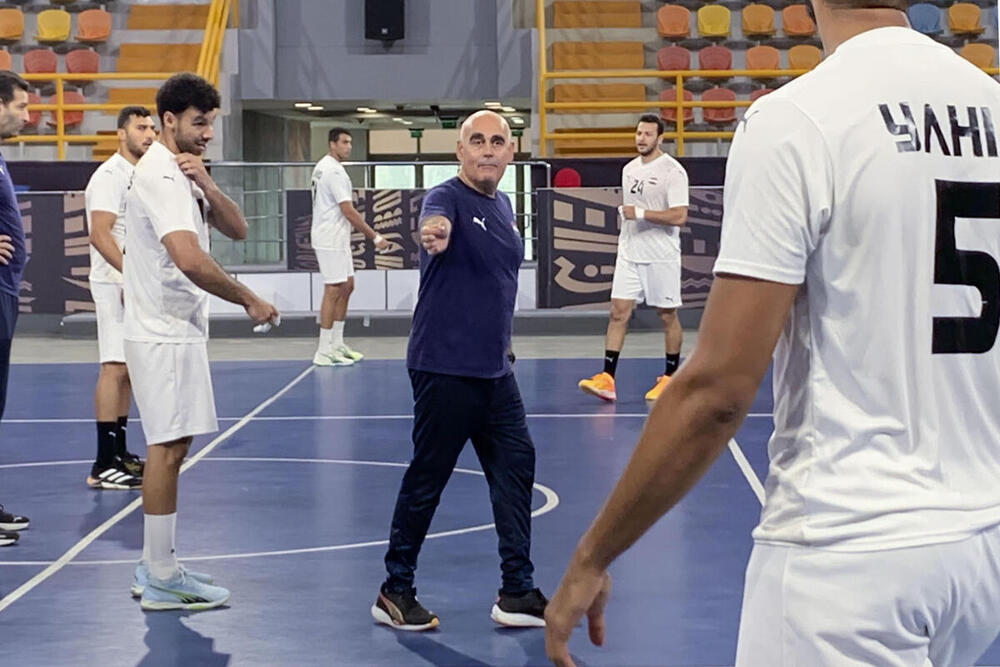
[536, 187, 723, 309]
[285, 188, 425, 271]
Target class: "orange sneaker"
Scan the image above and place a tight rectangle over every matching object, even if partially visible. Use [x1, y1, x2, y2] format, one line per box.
[644, 375, 671, 402]
[578, 372, 616, 401]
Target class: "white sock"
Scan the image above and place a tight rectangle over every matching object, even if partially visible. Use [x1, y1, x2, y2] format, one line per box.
[141, 532, 150, 565]
[144, 512, 179, 581]
[332, 321, 345, 349]
[318, 327, 332, 354]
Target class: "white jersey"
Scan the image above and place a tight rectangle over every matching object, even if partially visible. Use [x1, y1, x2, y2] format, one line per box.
[715, 27, 1000, 551]
[618, 152, 689, 263]
[85, 152, 133, 284]
[310, 154, 354, 250]
[123, 141, 211, 343]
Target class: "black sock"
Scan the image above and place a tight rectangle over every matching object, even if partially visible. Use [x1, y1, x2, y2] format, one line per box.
[116, 415, 129, 457]
[665, 353, 680, 376]
[603, 349, 620, 377]
[96, 421, 117, 468]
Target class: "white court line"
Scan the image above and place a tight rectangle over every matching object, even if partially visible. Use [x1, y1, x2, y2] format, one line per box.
[0, 365, 316, 614]
[0, 412, 776, 424]
[728, 439, 765, 506]
[0, 457, 561, 567]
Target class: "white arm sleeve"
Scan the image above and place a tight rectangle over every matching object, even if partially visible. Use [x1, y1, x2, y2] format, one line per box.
[664, 164, 690, 209]
[134, 171, 199, 241]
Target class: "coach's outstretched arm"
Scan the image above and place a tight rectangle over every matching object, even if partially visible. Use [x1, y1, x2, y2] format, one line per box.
[419, 215, 451, 255]
[175, 153, 248, 241]
[161, 229, 278, 325]
[544, 274, 798, 667]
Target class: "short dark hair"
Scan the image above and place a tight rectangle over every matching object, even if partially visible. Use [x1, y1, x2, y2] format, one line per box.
[328, 127, 351, 144]
[637, 113, 665, 138]
[155, 72, 220, 122]
[0, 71, 29, 106]
[116, 105, 152, 129]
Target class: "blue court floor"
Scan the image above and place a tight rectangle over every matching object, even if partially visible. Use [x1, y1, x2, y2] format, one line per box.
[1, 357, 998, 666]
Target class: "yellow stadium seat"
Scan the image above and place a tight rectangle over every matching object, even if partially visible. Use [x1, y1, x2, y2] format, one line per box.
[697, 5, 731, 39]
[788, 44, 822, 70]
[35, 8, 71, 43]
[960, 43, 995, 68]
[948, 3, 984, 35]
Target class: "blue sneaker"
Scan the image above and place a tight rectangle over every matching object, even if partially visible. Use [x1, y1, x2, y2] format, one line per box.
[139, 569, 230, 611]
[131, 562, 214, 598]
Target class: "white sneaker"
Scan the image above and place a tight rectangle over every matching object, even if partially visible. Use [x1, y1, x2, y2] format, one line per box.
[336, 344, 364, 362]
[313, 350, 355, 367]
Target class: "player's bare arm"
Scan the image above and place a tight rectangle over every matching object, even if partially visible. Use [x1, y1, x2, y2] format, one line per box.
[621, 205, 688, 226]
[161, 229, 277, 324]
[338, 201, 389, 251]
[175, 153, 248, 241]
[88, 210, 124, 273]
[545, 275, 798, 667]
[420, 215, 451, 255]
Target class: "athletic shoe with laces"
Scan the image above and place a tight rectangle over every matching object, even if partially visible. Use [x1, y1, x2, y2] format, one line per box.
[0, 529, 18, 547]
[119, 450, 145, 477]
[0, 505, 29, 531]
[312, 349, 355, 366]
[490, 587, 548, 627]
[86, 460, 142, 490]
[337, 344, 364, 362]
[131, 561, 214, 598]
[371, 584, 440, 631]
[578, 371, 617, 401]
[140, 569, 230, 611]
[644, 374, 672, 402]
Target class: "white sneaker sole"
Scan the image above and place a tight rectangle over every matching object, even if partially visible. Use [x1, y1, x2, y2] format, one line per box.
[0, 521, 28, 531]
[579, 385, 616, 402]
[312, 354, 354, 367]
[140, 593, 230, 611]
[490, 604, 546, 627]
[371, 603, 440, 631]
[87, 477, 141, 491]
[0, 535, 17, 546]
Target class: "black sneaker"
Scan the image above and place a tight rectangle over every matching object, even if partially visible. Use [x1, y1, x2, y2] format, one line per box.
[371, 584, 440, 631]
[0, 529, 18, 546]
[0, 505, 28, 531]
[119, 451, 145, 477]
[86, 461, 142, 490]
[490, 588, 547, 627]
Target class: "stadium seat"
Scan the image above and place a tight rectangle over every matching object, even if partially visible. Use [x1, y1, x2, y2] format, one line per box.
[657, 5, 691, 39]
[25, 92, 40, 130]
[702, 87, 737, 125]
[659, 88, 694, 124]
[742, 4, 776, 38]
[697, 5, 731, 39]
[76, 9, 112, 44]
[48, 91, 84, 129]
[746, 44, 780, 70]
[948, 3, 985, 35]
[35, 9, 71, 44]
[24, 48, 57, 78]
[699, 45, 732, 70]
[552, 42, 645, 70]
[66, 48, 99, 85]
[960, 42, 996, 68]
[0, 9, 24, 42]
[749, 88, 774, 102]
[656, 45, 691, 71]
[782, 5, 817, 37]
[907, 3, 942, 34]
[552, 1, 642, 28]
[0, 50, 10, 71]
[788, 44, 822, 70]
[553, 167, 582, 187]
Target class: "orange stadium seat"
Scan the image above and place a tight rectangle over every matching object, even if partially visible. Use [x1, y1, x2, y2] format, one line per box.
[788, 44, 822, 70]
[949, 3, 985, 35]
[657, 5, 691, 40]
[697, 5, 731, 39]
[702, 87, 737, 125]
[782, 5, 817, 37]
[657, 45, 691, 71]
[0, 9, 24, 42]
[76, 8, 112, 44]
[746, 45, 780, 71]
[960, 43, 995, 68]
[0, 50, 11, 71]
[48, 91, 84, 129]
[659, 87, 694, 124]
[742, 4, 776, 38]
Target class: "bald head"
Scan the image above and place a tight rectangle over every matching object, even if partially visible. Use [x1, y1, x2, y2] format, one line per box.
[456, 109, 515, 197]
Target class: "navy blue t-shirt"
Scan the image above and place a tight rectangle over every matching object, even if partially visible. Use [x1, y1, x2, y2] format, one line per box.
[0, 154, 25, 297]
[407, 177, 522, 378]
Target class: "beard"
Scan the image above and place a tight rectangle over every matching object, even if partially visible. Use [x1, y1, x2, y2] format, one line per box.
[176, 133, 206, 155]
[637, 143, 657, 156]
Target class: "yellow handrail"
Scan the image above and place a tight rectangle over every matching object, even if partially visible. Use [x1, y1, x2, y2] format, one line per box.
[197, 0, 232, 86]
[535, 0, 1000, 156]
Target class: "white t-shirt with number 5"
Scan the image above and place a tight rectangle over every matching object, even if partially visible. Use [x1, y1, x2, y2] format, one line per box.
[715, 27, 1000, 552]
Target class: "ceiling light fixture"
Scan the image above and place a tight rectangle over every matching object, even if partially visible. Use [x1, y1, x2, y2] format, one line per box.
[500, 106, 516, 113]
[510, 116, 524, 124]
[484, 101, 501, 108]
[307, 105, 324, 111]
[294, 102, 312, 108]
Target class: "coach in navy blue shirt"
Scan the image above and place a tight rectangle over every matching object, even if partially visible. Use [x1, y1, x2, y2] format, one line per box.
[372, 111, 546, 632]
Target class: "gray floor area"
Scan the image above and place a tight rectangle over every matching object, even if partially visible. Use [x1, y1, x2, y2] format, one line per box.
[10, 330, 700, 364]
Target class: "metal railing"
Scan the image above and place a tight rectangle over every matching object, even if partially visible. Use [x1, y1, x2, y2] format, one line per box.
[534, 0, 1000, 156]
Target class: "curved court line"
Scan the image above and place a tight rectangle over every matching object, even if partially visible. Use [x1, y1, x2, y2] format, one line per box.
[0, 457, 561, 567]
[0, 365, 317, 613]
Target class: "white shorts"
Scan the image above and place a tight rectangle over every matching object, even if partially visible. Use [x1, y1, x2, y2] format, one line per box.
[91, 281, 125, 364]
[736, 528, 1000, 666]
[610, 255, 682, 308]
[124, 340, 218, 446]
[314, 247, 354, 284]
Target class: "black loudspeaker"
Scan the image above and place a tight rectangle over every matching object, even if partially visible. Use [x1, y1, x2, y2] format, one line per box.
[365, 0, 405, 42]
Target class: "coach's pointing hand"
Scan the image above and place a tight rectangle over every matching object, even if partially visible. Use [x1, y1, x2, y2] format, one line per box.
[420, 217, 451, 255]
